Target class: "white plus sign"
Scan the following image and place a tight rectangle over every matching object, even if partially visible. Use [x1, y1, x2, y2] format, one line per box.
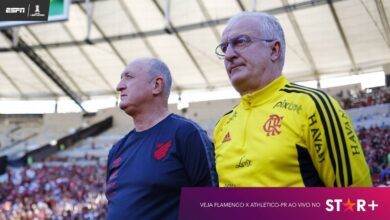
[367, 200, 379, 211]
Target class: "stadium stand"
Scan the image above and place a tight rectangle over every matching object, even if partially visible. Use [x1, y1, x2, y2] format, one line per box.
[0, 115, 42, 151]
[335, 86, 390, 110]
[0, 89, 389, 219]
[359, 125, 390, 186]
[0, 113, 83, 159]
[0, 115, 113, 174]
[349, 104, 390, 129]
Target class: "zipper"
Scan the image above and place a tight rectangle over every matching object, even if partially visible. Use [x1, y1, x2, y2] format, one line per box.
[243, 104, 252, 149]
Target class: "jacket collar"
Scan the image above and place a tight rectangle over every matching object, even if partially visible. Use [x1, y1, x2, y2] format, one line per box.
[241, 76, 288, 109]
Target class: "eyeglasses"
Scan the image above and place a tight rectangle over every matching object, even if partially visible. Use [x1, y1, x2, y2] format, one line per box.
[215, 34, 274, 59]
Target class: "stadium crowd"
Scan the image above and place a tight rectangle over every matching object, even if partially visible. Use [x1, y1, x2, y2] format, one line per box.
[336, 87, 390, 110]
[0, 163, 107, 220]
[359, 125, 390, 186]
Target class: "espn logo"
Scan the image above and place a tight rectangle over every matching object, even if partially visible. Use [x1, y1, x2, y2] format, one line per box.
[5, 8, 25, 13]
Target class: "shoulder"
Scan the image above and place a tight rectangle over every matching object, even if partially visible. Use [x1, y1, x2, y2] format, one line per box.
[279, 83, 317, 102]
[168, 114, 206, 135]
[164, 114, 207, 140]
[280, 83, 348, 129]
[222, 109, 234, 117]
[215, 106, 237, 129]
[168, 114, 211, 147]
[279, 83, 341, 112]
[213, 106, 238, 144]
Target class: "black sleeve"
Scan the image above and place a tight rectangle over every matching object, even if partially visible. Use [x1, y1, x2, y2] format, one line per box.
[177, 127, 218, 187]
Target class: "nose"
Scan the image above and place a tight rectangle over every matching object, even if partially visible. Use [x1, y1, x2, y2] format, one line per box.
[224, 44, 238, 62]
[116, 79, 125, 92]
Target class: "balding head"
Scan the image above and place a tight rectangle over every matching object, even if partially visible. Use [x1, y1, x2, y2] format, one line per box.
[129, 58, 172, 99]
[225, 12, 286, 69]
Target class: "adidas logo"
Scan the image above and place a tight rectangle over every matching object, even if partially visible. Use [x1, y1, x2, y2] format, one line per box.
[222, 132, 231, 143]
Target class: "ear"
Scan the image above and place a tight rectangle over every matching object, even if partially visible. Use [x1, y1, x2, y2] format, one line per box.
[270, 40, 281, 63]
[151, 76, 164, 96]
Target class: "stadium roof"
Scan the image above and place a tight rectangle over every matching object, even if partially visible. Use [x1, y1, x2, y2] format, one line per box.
[0, 0, 389, 112]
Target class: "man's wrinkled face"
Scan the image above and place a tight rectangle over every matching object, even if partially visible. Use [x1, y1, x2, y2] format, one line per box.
[222, 17, 272, 94]
[116, 61, 153, 115]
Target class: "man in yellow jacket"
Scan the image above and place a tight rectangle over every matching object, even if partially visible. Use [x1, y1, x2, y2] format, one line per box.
[214, 12, 371, 187]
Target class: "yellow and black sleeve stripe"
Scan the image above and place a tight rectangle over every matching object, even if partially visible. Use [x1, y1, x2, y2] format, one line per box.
[280, 83, 352, 187]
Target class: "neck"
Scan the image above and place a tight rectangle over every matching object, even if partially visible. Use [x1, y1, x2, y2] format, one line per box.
[132, 106, 170, 132]
[239, 67, 282, 96]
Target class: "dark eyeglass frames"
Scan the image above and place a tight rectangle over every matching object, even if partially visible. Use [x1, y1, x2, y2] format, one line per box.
[215, 34, 275, 59]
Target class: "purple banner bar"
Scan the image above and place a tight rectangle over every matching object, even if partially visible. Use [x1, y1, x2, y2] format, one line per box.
[179, 187, 390, 220]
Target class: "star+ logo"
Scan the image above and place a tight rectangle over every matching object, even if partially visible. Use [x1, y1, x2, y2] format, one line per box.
[325, 198, 379, 212]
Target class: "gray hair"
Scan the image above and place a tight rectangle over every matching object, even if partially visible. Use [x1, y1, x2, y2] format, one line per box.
[146, 58, 172, 99]
[228, 12, 286, 69]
